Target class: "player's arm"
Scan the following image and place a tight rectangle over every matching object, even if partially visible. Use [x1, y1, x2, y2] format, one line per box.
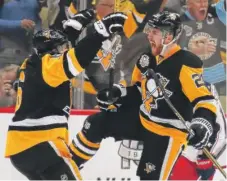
[179, 54, 217, 149]
[42, 12, 128, 88]
[131, 64, 142, 85]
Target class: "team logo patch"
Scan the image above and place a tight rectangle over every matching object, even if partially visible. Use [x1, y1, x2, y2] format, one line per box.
[139, 55, 150, 68]
[97, 44, 122, 71]
[188, 32, 217, 61]
[144, 162, 156, 174]
[142, 73, 172, 111]
[184, 25, 193, 37]
[97, 49, 112, 71]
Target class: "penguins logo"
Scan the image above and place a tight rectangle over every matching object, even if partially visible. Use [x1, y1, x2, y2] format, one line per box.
[143, 73, 172, 110]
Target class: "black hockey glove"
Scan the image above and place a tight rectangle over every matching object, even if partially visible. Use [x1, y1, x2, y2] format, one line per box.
[188, 118, 213, 150]
[94, 12, 128, 38]
[63, 9, 95, 31]
[96, 84, 126, 111]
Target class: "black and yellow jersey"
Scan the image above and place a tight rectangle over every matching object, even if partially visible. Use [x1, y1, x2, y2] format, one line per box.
[5, 32, 105, 157]
[131, 45, 217, 134]
[67, 0, 166, 103]
[5, 50, 83, 157]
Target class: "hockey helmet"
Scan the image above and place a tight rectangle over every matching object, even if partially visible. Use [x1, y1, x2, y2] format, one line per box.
[33, 29, 69, 55]
[144, 11, 182, 40]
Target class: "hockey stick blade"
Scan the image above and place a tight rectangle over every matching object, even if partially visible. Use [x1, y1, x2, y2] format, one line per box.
[146, 68, 227, 179]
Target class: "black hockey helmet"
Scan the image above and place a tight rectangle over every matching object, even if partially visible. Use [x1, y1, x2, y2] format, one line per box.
[33, 29, 69, 54]
[144, 11, 182, 39]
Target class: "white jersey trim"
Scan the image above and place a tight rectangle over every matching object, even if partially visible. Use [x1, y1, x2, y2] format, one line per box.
[140, 105, 187, 130]
[9, 115, 67, 127]
[66, 52, 80, 77]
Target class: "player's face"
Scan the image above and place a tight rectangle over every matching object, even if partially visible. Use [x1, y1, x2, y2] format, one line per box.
[145, 27, 164, 56]
[96, 0, 114, 18]
[57, 42, 70, 54]
[187, 0, 209, 21]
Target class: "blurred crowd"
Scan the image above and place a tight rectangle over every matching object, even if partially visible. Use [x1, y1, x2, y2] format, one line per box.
[0, 0, 226, 110]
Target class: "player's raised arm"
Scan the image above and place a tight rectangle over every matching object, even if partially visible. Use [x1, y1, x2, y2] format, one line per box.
[33, 12, 127, 88]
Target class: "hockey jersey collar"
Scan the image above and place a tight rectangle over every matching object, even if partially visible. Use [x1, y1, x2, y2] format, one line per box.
[155, 45, 181, 65]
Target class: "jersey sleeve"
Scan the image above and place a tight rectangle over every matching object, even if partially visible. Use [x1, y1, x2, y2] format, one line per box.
[179, 59, 217, 123]
[42, 48, 84, 87]
[68, 1, 78, 18]
[41, 30, 104, 87]
[131, 64, 142, 85]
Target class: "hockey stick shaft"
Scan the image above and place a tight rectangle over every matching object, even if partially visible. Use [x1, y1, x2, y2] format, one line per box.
[215, 142, 226, 160]
[147, 69, 227, 179]
[108, 34, 121, 100]
[109, 0, 121, 100]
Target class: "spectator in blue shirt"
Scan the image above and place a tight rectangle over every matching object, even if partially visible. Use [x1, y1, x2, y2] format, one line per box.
[0, 0, 41, 65]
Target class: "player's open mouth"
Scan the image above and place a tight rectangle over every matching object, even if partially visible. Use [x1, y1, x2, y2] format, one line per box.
[150, 41, 156, 48]
[199, 8, 206, 16]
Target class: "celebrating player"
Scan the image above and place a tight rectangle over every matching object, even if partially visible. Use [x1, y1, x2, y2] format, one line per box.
[70, 11, 218, 180]
[5, 9, 127, 180]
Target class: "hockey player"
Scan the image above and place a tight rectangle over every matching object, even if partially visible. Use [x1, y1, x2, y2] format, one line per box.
[4, 9, 127, 180]
[170, 82, 226, 180]
[69, 11, 218, 180]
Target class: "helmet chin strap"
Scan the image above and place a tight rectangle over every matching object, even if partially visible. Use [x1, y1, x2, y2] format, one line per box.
[159, 32, 177, 58]
[159, 28, 182, 58]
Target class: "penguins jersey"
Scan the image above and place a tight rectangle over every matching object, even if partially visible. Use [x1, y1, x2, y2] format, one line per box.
[131, 46, 217, 134]
[5, 48, 84, 157]
[68, 1, 162, 94]
[179, 5, 226, 86]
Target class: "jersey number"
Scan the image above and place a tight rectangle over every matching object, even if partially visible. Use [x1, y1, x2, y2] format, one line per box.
[15, 71, 25, 112]
[192, 74, 205, 88]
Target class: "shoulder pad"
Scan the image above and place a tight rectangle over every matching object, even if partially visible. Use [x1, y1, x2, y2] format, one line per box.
[181, 50, 203, 68]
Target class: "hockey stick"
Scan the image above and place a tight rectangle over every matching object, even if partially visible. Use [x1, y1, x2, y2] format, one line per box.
[146, 69, 227, 179]
[197, 142, 226, 181]
[108, 0, 122, 101]
[214, 142, 226, 160]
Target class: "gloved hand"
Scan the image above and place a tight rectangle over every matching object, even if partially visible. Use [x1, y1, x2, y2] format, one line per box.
[94, 12, 128, 38]
[96, 84, 126, 111]
[196, 156, 216, 180]
[63, 9, 95, 31]
[188, 118, 213, 149]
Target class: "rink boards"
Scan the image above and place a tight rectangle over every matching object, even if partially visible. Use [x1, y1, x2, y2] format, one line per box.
[0, 110, 226, 180]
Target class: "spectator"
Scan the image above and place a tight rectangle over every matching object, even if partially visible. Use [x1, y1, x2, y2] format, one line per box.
[178, 0, 226, 107]
[39, 0, 71, 30]
[0, 0, 41, 65]
[0, 64, 19, 107]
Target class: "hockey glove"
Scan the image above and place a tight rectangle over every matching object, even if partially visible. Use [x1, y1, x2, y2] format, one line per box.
[94, 12, 128, 38]
[196, 156, 216, 180]
[188, 118, 213, 150]
[96, 84, 126, 111]
[63, 9, 95, 31]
